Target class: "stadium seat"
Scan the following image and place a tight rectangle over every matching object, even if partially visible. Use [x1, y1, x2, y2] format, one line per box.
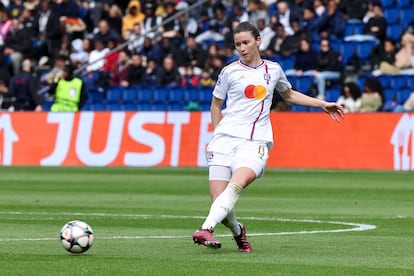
[87, 88, 105, 104]
[397, 0, 411, 8]
[384, 88, 397, 101]
[383, 8, 400, 24]
[390, 75, 409, 89]
[396, 88, 412, 104]
[356, 40, 378, 61]
[105, 87, 123, 104]
[386, 24, 403, 41]
[381, 0, 394, 8]
[325, 86, 341, 102]
[340, 41, 357, 65]
[291, 105, 308, 112]
[122, 87, 138, 104]
[344, 21, 364, 37]
[198, 87, 213, 107]
[376, 74, 392, 89]
[168, 87, 186, 106]
[400, 8, 414, 28]
[106, 102, 123, 111]
[137, 87, 154, 105]
[122, 103, 137, 111]
[295, 76, 314, 94]
[184, 87, 200, 103]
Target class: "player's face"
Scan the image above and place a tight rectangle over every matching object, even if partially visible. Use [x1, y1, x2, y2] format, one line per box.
[234, 31, 261, 65]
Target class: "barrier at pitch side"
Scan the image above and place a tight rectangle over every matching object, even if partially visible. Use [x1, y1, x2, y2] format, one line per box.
[0, 111, 412, 170]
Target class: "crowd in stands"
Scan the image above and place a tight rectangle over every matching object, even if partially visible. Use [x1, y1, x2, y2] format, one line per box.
[0, 0, 414, 112]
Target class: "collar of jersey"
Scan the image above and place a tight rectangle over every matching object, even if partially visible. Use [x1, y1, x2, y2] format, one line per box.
[238, 59, 265, 69]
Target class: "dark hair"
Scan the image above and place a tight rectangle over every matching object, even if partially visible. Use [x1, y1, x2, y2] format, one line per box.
[342, 82, 361, 100]
[233, 21, 260, 39]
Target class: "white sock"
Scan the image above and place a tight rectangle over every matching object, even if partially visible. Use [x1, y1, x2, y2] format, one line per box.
[201, 182, 244, 232]
[222, 210, 241, 236]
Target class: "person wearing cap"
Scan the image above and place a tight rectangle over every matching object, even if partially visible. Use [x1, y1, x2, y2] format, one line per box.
[49, 63, 88, 112]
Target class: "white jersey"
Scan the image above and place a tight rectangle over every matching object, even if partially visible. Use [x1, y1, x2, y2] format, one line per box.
[212, 59, 292, 149]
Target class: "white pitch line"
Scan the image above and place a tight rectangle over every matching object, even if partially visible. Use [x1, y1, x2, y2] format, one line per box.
[0, 211, 376, 242]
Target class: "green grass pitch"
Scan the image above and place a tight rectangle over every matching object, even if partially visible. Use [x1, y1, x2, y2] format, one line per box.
[0, 167, 413, 275]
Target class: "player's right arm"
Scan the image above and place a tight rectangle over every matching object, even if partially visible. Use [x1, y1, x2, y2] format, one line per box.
[210, 96, 224, 130]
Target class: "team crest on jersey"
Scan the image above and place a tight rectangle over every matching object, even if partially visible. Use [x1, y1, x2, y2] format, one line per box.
[264, 73, 271, 82]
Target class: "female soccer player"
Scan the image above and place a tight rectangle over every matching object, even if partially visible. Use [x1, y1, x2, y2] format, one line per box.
[192, 22, 344, 252]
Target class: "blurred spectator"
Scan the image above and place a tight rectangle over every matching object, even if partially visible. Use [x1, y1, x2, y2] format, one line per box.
[362, 3, 386, 43]
[9, 58, 42, 111]
[274, 0, 301, 35]
[160, 1, 179, 38]
[393, 92, 414, 112]
[142, 2, 163, 40]
[247, 0, 269, 26]
[313, 0, 326, 17]
[199, 68, 214, 87]
[85, 39, 110, 90]
[257, 18, 275, 53]
[231, 3, 249, 23]
[126, 52, 145, 87]
[55, 0, 81, 19]
[49, 62, 87, 112]
[180, 65, 200, 87]
[126, 22, 145, 53]
[139, 36, 162, 63]
[362, 1, 375, 24]
[141, 57, 158, 87]
[313, 39, 342, 99]
[336, 81, 361, 113]
[359, 77, 383, 112]
[285, 37, 318, 76]
[69, 38, 88, 67]
[279, 19, 307, 57]
[174, 2, 199, 43]
[371, 38, 398, 75]
[210, 55, 225, 81]
[158, 37, 181, 64]
[32, 0, 63, 64]
[8, 0, 25, 19]
[264, 23, 288, 57]
[319, 0, 346, 40]
[156, 55, 180, 87]
[109, 50, 130, 87]
[338, 0, 368, 21]
[94, 19, 122, 45]
[195, 3, 230, 45]
[0, 7, 12, 47]
[122, 0, 145, 38]
[101, 4, 123, 38]
[204, 43, 221, 72]
[223, 19, 240, 49]
[0, 50, 11, 110]
[179, 35, 207, 71]
[3, 17, 33, 75]
[301, 5, 324, 42]
[374, 33, 414, 75]
[40, 54, 67, 85]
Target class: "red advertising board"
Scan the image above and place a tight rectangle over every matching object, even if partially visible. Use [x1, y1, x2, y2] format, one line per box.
[0, 112, 412, 170]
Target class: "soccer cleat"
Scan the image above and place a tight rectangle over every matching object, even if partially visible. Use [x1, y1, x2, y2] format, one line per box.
[192, 229, 222, 249]
[233, 223, 252, 252]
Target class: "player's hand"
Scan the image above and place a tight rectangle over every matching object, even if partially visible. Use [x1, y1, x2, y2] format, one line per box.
[322, 102, 345, 122]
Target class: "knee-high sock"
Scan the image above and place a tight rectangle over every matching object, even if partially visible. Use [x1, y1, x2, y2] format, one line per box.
[221, 210, 241, 236]
[202, 182, 244, 232]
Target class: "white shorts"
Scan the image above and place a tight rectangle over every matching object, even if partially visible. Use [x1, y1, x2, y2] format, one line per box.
[206, 134, 269, 181]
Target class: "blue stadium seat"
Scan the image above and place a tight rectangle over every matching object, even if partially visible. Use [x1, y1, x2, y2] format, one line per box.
[390, 75, 408, 89]
[325, 86, 341, 102]
[397, 0, 411, 8]
[396, 88, 412, 104]
[344, 21, 364, 36]
[90, 103, 105, 111]
[87, 88, 105, 104]
[198, 87, 213, 107]
[356, 40, 378, 62]
[291, 105, 308, 112]
[105, 87, 123, 104]
[122, 87, 138, 104]
[400, 8, 414, 28]
[377, 74, 392, 89]
[137, 103, 154, 111]
[106, 102, 123, 111]
[406, 75, 414, 87]
[122, 103, 137, 111]
[384, 8, 400, 24]
[381, 0, 394, 8]
[340, 41, 357, 65]
[295, 76, 314, 94]
[168, 87, 186, 106]
[137, 87, 154, 105]
[384, 88, 397, 101]
[386, 24, 403, 41]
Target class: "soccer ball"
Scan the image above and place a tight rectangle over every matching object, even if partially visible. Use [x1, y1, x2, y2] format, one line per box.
[60, 220, 94, 253]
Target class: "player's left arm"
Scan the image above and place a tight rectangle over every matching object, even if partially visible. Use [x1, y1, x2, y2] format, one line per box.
[280, 88, 345, 122]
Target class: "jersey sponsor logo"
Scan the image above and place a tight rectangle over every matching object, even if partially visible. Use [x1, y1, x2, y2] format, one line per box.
[244, 85, 266, 100]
